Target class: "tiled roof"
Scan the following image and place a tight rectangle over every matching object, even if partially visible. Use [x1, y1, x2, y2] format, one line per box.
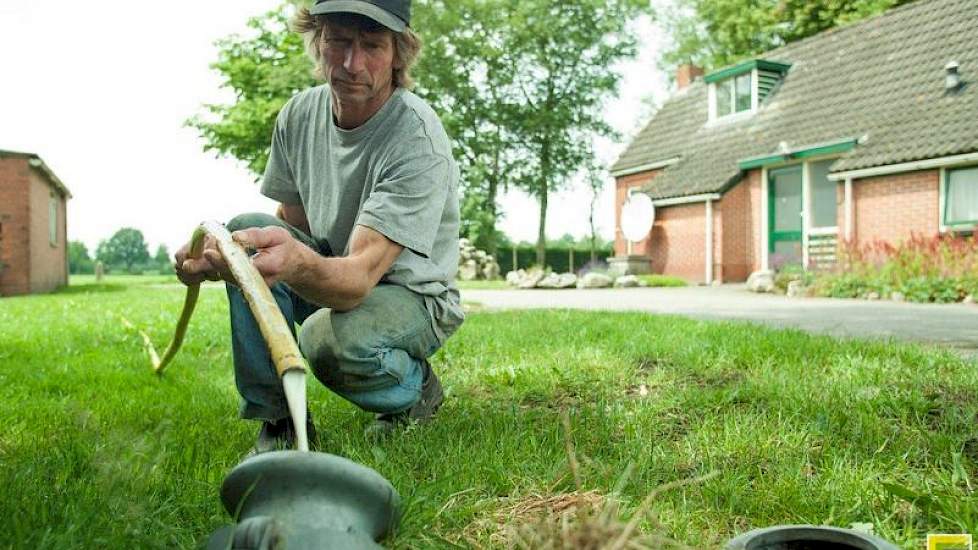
[611, 0, 978, 199]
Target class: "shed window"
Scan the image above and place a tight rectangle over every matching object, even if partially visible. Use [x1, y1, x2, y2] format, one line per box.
[49, 196, 58, 246]
[945, 166, 978, 226]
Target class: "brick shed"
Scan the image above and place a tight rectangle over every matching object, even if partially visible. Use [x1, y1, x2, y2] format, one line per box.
[0, 150, 71, 296]
[610, 0, 978, 284]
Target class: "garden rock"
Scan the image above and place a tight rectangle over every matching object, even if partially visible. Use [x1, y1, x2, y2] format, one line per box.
[505, 269, 524, 286]
[458, 259, 479, 281]
[458, 238, 500, 281]
[891, 292, 905, 302]
[614, 275, 641, 288]
[517, 269, 546, 289]
[556, 273, 578, 288]
[482, 261, 500, 280]
[536, 273, 562, 288]
[577, 272, 613, 289]
[536, 273, 577, 289]
[746, 270, 775, 293]
[786, 280, 806, 298]
[866, 292, 880, 300]
[964, 294, 975, 305]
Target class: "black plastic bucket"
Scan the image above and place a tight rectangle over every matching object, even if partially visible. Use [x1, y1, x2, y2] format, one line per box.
[725, 525, 901, 550]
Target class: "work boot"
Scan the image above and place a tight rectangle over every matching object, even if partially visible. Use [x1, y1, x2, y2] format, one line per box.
[367, 361, 444, 438]
[250, 413, 318, 456]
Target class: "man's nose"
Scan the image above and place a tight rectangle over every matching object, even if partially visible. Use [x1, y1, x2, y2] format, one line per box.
[343, 42, 366, 74]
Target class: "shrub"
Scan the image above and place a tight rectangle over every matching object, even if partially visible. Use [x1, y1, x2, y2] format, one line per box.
[773, 264, 815, 293]
[813, 233, 978, 303]
[636, 274, 687, 287]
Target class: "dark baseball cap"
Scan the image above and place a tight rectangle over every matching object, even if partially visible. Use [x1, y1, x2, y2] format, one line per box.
[310, 0, 411, 33]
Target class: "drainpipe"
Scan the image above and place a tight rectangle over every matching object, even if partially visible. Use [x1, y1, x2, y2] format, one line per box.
[844, 177, 853, 242]
[705, 199, 714, 285]
[761, 168, 769, 271]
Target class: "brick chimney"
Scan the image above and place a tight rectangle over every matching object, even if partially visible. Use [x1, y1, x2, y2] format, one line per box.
[676, 63, 704, 90]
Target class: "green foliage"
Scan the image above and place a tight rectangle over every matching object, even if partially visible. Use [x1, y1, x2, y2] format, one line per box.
[773, 264, 814, 293]
[186, 7, 315, 177]
[3, 279, 978, 546]
[153, 244, 175, 275]
[501, 0, 647, 265]
[68, 240, 94, 275]
[413, 0, 528, 254]
[95, 228, 151, 274]
[636, 274, 688, 287]
[811, 235, 978, 303]
[663, 0, 912, 72]
[497, 242, 614, 274]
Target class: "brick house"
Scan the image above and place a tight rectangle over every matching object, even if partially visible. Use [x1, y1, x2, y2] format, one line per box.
[0, 150, 71, 296]
[610, 0, 978, 284]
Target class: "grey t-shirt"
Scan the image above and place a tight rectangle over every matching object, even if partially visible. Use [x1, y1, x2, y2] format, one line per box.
[261, 85, 463, 342]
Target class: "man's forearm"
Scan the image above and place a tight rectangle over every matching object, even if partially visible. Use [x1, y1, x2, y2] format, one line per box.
[286, 246, 371, 312]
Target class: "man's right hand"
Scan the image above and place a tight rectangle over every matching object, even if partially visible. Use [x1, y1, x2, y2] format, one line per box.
[174, 236, 228, 286]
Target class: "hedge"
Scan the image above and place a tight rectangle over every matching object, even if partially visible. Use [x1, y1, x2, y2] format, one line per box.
[495, 245, 613, 274]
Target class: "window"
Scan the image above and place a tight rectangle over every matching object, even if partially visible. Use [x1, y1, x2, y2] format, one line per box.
[49, 195, 58, 246]
[714, 73, 752, 119]
[810, 160, 838, 228]
[945, 166, 978, 226]
[706, 59, 790, 123]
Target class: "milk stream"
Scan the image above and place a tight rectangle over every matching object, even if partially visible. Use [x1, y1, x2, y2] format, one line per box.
[282, 370, 309, 452]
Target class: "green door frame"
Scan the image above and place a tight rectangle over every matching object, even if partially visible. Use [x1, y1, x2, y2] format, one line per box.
[768, 165, 803, 254]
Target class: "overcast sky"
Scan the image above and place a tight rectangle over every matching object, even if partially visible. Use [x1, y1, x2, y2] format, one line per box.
[0, 1, 670, 255]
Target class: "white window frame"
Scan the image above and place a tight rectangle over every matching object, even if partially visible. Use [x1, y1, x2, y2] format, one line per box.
[762, 155, 843, 270]
[708, 69, 759, 124]
[939, 165, 978, 233]
[807, 158, 841, 234]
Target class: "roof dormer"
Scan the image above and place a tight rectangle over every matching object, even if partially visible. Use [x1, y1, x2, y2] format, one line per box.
[705, 59, 791, 123]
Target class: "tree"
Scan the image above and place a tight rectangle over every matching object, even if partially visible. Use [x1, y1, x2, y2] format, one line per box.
[154, 244, 174, 274]
[68, 241, 94, 274]
[412, 0, 529, 254]
[501, 0, 647, 266]
[585, 166, 605, 264]
[187, 6, 315, 177]
[663, 0, 912, 71]
[96, 228, 151, 273]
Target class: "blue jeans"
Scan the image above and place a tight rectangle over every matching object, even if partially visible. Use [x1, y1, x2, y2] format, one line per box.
[224, 213, 441, 421]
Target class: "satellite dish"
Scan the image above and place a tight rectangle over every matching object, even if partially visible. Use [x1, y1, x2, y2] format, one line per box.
[621, 192, 656, 242]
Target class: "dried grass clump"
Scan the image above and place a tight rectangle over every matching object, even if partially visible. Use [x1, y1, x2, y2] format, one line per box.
[506, 491, 696, 550]
[460, 410, 716, 549]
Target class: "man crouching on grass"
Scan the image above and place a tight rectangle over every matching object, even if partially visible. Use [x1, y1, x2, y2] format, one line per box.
[174, 0, 463, 454]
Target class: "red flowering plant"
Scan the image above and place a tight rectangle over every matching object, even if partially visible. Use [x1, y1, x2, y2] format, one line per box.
[813, 233, 978, 303]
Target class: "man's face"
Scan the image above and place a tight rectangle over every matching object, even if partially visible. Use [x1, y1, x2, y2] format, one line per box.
[321, 22, 398, 110]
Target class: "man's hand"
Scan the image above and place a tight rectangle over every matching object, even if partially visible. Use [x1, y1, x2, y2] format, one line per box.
[230, 226, 306, 288]
[174, 236, 234, 286]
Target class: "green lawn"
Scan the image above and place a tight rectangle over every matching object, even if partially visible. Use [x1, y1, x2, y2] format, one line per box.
[1, 278, 976, 548]
[454, 279, 510, 290]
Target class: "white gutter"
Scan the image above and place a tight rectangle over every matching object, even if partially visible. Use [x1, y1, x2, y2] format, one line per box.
[611, 157, 681, 178]
[652, 193, 721, 207]
[705, 199, 714, 285]
[828, 152, 978, 181]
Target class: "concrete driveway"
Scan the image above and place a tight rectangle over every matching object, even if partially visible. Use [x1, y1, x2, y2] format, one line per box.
[461, 285, 978, 358]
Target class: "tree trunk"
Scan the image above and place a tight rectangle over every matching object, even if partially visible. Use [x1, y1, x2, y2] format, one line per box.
[486, 174, 499, 255]
[536, 183, 548, 267]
